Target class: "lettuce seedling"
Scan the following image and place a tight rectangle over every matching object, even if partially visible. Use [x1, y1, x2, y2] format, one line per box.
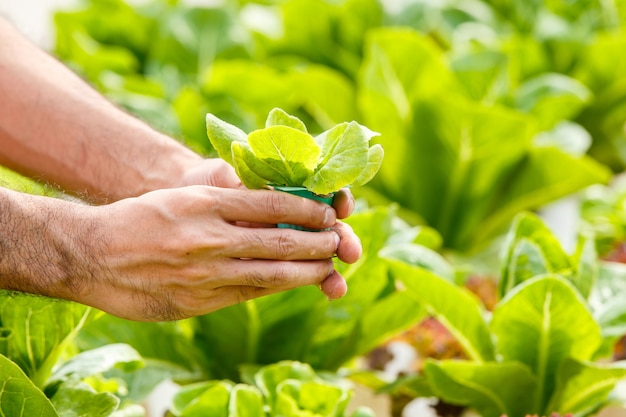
[206, 108, 384, 195]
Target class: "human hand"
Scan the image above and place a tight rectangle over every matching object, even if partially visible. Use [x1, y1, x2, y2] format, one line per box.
[177, 158, 361, 297]
[71, 185, 360, 321]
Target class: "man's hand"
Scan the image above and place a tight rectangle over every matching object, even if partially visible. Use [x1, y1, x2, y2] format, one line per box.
[175, 158, 362, 306]
[66, 186, 359, 321]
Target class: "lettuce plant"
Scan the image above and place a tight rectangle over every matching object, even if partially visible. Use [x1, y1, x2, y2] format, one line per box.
[0, 295, 146, 417]
[169, 361, 375, 417]
[378, 212, 626, 417]
[206, 108, 384, 195]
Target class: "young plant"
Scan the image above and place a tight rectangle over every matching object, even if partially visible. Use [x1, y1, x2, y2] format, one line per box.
[169, 360, 375, 417]
[206, 108, 384, 196]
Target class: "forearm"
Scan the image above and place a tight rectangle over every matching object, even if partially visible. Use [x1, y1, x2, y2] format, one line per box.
[0, 19, 202, 202]
[0, 187, 94, 299]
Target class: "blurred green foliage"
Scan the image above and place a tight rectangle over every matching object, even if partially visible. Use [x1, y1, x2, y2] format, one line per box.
[53, 0, 626, 252]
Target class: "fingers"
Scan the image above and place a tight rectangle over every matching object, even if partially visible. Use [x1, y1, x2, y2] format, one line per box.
[320, 270, 348, 300]
[226, 227, 340, 260]
[180, 263, 347, 317]
[212, 258, 335, 289]
[332, 221, 362, 264]
[213, 188, 336, 229]
[332, 188, 355, 219]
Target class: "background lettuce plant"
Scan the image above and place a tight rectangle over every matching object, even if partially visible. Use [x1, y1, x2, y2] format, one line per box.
[169, 361, 375, 417]
[0, 295, 146, 417]
[382, 212, 626, 417]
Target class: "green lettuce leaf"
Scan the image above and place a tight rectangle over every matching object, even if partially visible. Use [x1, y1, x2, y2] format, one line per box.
[171, 380, 233, 417]
[424, 360, 538, 417]
[266, 108, 307, 132]
[231, 142, 277, 189]
[51, 380, 120, 417]
[304, 122, 373, 194]
[499, 212, 571, 297]
[490, 275, 602, 411]
[206, 113, 248, 165]
[47, 344, 143, 387]
[0, 293, 92, 388]
[0, 354, 58, 417]
[547, 358, 626, 414]
[247, 126, 321, 185]
[387, 259, 495, 362]
[228, 384, 265, 417]
[351, 144, 384, 188]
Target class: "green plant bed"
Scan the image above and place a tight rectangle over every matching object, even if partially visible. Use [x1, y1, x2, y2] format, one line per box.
[367, 212, 626, 417]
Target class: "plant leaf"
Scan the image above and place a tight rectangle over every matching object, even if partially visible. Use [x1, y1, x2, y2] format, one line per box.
[490, 275, 602, 412]
[351, 144, 384, 188]
[176, 381, 233, 417]
[386, 259, 495, 362]
[48, 343, 143, 387]
[265, 108, 307, 133]
[476, 147, 611, 251]
[247, 126, 320, 185]
[51, 380, 120, 417]
[547, 358, 626, 414]
[589, 262, 626, 338]
[515, 73, 592, 130]
[231, 142, 274, 189]
[228, 384, 265, 417]
[0, 354, 59, 417]
[570, 232, 599, 300]
[0, 292, 91, 387]
[304, 121, 370, 194]
[275, 379, 350, 417]
[499, 212, 572, 297]
[424, 360, 538, 417]
[206, 113, 248, 165]
[255, 361, 317, 407]
[379, 243, 455, 281]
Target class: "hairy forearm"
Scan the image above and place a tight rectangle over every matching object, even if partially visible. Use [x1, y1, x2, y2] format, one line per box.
[0, 187, 96, 299]
[0, 19, 202, 202]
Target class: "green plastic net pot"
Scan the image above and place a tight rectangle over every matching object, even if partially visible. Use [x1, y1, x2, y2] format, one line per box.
[273, 186, 335, 231]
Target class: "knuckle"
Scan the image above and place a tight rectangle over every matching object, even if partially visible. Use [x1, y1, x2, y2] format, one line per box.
[243, 270, 266, 287]
[275, 234, 297, 259]
[318, 260, 334, 280]
[264, 192, 289, 219]
[269, 263, 293, 287]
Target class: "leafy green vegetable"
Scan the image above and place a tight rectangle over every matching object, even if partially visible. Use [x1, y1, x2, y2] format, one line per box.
[51, 380, 120, 417]
[424, 360, 537, 417]
[386, 212, 626, 417]
[491, 275, 602, 411]
[387, 259, 494, 362]
[170, 361, 370, 417]
[0, 354, 58, 417]
[206, 108, 383, 194]
[0, 293, 92, 388]
[358, 28, 611, 251]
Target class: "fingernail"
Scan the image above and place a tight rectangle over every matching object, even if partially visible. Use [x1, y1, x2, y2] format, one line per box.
[333, 232, 340, 250]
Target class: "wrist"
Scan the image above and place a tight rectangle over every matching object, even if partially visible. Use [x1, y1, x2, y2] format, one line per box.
[0, 188, 99, 302]
[127, 133, 204, 197]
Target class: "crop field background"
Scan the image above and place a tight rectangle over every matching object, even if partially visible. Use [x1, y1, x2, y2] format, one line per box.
[5, 1, 626, 417]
